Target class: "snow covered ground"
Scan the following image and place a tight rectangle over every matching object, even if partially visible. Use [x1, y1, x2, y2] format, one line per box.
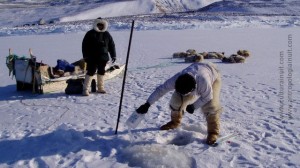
[1, 26, 299, 168]
[0, 0, 300, 168]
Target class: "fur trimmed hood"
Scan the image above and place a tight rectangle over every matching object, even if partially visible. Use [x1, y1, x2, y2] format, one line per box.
[93, 18, 108, 32]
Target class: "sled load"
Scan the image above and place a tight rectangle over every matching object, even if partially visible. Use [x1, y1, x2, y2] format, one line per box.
[173, 49, 250, 63]
[221, 50, 251, 63]
[5, 48, 125, 94]
[173, 49, 204, 63]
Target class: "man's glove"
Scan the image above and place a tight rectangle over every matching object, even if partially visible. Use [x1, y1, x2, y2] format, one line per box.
[136, 102, 150, 114]
[111, 57, 116, 63]
[186, 104, 195, 114]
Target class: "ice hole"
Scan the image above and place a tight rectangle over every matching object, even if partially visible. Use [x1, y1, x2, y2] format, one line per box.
[120, 144, 196, 168]
[169, 133, 193, 146]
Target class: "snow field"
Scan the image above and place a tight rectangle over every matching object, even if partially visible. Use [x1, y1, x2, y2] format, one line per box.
[0, 27, 299, 167]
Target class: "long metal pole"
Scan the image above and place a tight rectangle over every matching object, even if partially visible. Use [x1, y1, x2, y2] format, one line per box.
[115, 20, 135, 134]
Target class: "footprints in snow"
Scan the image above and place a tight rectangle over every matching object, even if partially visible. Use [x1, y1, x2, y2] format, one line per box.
[222, 74, 277, 114]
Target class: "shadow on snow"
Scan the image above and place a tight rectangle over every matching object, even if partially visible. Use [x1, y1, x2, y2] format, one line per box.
[0, 127, 158, 165]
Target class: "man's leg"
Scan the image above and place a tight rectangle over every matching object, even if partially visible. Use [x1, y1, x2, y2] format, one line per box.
[202, 74, 222, 145]
[205, 112, 221, 145]
[160, 92, 194, 130]
[96, 61, 108, 94]
[82, 62, 97, 96]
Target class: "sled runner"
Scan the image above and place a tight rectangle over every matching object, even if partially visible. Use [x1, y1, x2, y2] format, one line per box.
[6, 48, 125, 94]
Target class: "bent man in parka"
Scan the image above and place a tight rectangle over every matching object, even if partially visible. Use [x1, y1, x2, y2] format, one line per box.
[136, 62, 223, 145]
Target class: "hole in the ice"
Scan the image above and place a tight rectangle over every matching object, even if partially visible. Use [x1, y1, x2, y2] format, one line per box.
[169, 134, 193, 146]
[120, 144, 197, 168]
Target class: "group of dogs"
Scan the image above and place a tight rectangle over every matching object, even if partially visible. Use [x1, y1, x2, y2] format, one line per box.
[173, 49, 250, 63]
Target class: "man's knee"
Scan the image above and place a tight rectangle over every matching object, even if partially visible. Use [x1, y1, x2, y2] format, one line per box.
[169, 93, 182, 111]
[87, 71, 95, 76]
[202, 101, 222, 116]
[97, 66, 106, 75]
[97, 71, 105, 75]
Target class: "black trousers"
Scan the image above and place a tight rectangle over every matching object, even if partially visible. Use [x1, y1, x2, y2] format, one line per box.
[86, 60, 108, 76]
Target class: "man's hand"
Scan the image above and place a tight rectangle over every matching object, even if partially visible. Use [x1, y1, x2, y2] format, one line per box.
[136, 102, 150, 114]
[186, 104, 195, 114]
[111, 57, 116, 63]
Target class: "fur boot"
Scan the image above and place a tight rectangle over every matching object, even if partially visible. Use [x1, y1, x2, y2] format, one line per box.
[206, 113, 220, 145]
[97, 75, 106, 94]
[160, 111, 182, 130]
[82, 75, 93, 96]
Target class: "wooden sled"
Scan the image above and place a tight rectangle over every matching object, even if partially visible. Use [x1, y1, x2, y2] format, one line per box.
[7, 48, 125, 94]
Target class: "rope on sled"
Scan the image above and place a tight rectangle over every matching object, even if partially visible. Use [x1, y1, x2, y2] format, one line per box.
[6, 54, 27, 78]
[6, 54, 18, 78]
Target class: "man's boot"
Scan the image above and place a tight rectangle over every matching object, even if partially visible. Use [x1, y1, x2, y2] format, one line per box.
[82, 75, 93, 96]
[206, 113, 220, 145]
[160, 111, 182, 130]
[97, 75, 106, 94]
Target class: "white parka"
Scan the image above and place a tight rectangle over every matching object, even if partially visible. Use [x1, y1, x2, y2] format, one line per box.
[147, 62, 219, 109]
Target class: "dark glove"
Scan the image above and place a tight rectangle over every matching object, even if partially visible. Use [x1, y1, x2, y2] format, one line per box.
[111, 57, 116, 63]
[186, 104, 195, 114]
[136, 102, 150, 114]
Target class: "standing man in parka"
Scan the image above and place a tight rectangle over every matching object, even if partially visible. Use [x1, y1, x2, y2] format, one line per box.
[82, 17, 116, 96]
[136, 62, 223, 145]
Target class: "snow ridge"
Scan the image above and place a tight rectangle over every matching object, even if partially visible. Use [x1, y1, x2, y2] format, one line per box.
[1, 12, 299, 37]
